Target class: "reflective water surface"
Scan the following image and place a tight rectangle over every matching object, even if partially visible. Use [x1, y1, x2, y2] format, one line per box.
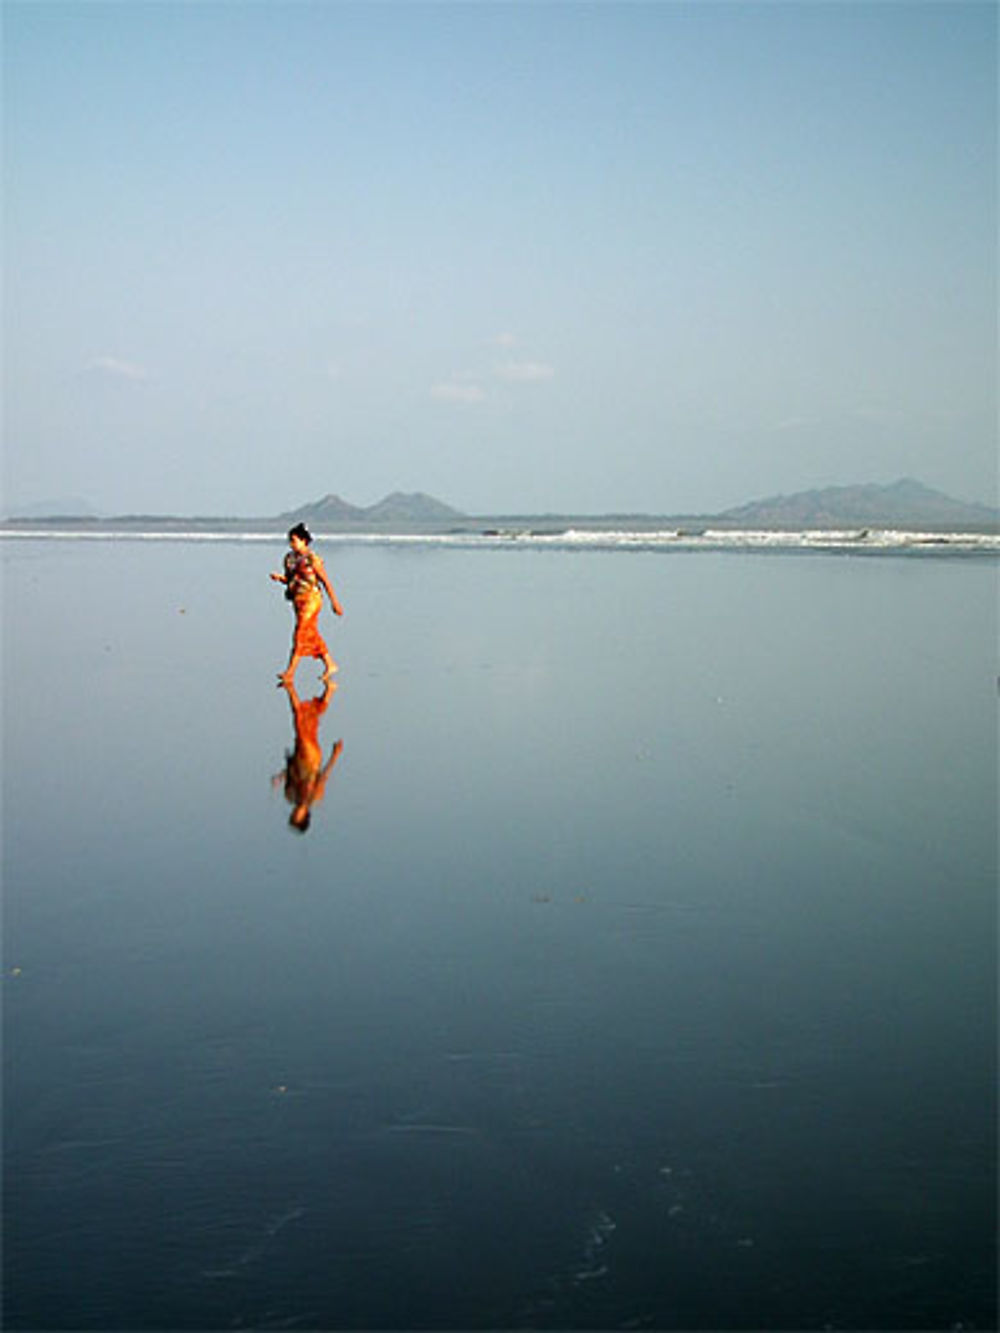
[3, 539, 996, 1330]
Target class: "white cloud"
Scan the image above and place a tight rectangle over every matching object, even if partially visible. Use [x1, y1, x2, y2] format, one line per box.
[430, 380, 486, 404]
[494, 360, 555, 383]
[493, 332, 518, 348]
[88, 356, 149, 382]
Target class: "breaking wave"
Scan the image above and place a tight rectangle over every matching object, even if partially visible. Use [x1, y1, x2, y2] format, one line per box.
[1, 526, 997, 555]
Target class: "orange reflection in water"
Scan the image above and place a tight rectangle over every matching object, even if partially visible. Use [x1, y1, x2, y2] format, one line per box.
[273, 680, 343, 834]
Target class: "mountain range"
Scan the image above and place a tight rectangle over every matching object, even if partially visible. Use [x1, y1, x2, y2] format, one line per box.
[280, 479, 998, 531]
[4, 479, 997, 532]
[282, 491, 463, 525]
[715, 478, 998, 530]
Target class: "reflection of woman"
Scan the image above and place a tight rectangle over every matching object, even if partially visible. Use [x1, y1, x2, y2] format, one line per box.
[273, 679, 343, 833]
[270, 523, 343, 684]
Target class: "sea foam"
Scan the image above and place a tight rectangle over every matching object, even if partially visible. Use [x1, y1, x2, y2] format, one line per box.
[2, 527, 997, 555]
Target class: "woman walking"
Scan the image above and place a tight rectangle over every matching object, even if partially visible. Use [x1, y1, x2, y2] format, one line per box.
[271, 523, 343, 683]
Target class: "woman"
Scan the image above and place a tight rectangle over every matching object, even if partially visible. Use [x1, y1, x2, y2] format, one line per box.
[270, 523, 343, 683]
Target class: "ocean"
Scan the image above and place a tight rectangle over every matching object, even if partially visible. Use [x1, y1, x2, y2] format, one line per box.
[2, 535, 996, 1330]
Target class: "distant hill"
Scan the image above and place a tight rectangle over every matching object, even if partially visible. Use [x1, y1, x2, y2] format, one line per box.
[281, 493, 367, 523]
[717, 479, 999, 531]
[365, 491, 464, 522]
[282, 491, 465, 525]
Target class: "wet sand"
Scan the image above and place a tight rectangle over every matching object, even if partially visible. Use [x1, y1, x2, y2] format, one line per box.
[3, 538, 996, 1329]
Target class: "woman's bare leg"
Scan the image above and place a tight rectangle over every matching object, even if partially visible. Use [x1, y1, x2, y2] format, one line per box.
[278, 650, 301, 684]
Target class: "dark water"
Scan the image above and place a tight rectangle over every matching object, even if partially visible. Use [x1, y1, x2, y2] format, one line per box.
[2, 539, 996, 1331]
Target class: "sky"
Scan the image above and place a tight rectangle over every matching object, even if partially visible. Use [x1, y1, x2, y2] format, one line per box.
[2, 0, 996, 517]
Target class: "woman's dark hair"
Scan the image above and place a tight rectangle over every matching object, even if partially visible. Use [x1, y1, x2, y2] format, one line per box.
[288, 522, 312, 545]
[289, 808, 311, 833]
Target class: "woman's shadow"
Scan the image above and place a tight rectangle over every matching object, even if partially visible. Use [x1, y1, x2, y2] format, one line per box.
[272, 679, 343, 833]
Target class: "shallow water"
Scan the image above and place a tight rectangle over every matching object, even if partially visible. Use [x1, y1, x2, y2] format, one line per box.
[3, 539, 996, 1330]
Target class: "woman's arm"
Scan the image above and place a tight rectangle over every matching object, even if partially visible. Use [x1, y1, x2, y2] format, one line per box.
[322, 738, 344, 779]
[314, 556, 343, 615]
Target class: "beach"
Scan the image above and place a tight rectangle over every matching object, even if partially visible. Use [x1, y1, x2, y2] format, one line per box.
[3, 537, 996, 1330]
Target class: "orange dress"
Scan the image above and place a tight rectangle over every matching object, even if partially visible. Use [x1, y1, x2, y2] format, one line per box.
[284, 550, 329, 660]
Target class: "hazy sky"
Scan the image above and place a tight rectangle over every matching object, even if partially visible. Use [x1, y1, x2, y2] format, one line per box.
[3, 1, 996, 516]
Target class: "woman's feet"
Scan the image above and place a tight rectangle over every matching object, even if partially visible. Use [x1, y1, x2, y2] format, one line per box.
[277, 659, 337, 685]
